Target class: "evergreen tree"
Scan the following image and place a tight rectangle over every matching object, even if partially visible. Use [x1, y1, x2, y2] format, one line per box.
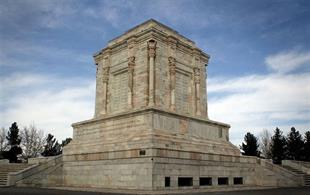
[240, 132, 260, 156]
[6, 122, 22, 163]
[304, 131, 310, 161]
[60, 137, 72, 153]
[270, 127, 286, 164]
[286, 127, 304, 160]
[61, 138, 72, 148]
[41, 134, 61, 157]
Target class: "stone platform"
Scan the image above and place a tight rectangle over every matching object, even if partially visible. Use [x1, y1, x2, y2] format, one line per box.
[59, 108, 301, 190]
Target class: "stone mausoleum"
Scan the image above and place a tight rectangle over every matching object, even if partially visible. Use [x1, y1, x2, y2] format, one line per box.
[6, 19, 305, 192]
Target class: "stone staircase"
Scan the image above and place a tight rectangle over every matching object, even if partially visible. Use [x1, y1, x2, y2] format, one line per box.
[282, 165, 310, 186]
[304, 174, 310, 186]
[0, 164, 33, 187]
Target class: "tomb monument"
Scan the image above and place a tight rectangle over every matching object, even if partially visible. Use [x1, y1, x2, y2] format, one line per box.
[13, 19, 302, 191]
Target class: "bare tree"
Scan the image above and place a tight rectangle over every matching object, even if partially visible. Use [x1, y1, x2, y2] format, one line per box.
[259, 129, 272, 159]
[21, 124, 45, 161]
[0, 127, 8, 151]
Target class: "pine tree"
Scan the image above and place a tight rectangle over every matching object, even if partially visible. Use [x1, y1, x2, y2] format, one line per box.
[286, 127, 304, 160]
[304, 131, 310, 161]
[41, 134, 61, 157]
[6, 122, 22, 163]
[240, 132, 260, 156]
[270, 127, 286, 164]
[61, 138, 72, 147]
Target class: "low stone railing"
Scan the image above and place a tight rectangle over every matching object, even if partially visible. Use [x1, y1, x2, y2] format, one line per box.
[258, 158, 304, 186]
[282, 160, 310, 174]
[7, 155, 62, 186]
[0, 159, 9, 164]
[28, 156, 58, 164]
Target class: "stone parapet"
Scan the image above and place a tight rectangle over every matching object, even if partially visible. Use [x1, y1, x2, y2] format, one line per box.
[282, 160, 310, 174]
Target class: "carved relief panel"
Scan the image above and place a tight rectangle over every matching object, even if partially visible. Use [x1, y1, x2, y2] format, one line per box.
[175, 70, 191, 114]
[110, 70, 128, 113]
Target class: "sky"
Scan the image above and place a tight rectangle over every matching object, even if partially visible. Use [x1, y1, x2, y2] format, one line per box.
[0, 0, 310, 145]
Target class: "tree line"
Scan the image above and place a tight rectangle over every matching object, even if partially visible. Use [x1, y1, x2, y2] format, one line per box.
[0, 122, 72, 163]
[240, 127, 310, 164]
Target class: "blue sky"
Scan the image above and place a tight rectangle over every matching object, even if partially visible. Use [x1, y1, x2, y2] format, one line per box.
[1, 0, 310, 145]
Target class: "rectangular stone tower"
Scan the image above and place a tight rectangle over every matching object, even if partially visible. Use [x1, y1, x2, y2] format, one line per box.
[62, 19, 253, 190]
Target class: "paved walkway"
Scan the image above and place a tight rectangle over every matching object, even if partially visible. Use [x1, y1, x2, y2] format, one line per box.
[0, 187, 309, 195]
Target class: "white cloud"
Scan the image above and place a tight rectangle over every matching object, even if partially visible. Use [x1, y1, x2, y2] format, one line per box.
[0, 73, 95, 141]
[209, 52, 310, 145]
[265, 50, 310, 73]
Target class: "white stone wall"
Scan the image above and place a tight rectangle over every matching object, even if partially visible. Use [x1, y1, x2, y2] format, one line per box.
[63, 158, 153, 190]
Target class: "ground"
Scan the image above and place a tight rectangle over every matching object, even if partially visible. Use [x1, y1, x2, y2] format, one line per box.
[0, 187, 309, 195]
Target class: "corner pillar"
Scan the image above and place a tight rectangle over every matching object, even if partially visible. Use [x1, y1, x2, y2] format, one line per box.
[127, 56, 135, 108]
[102, 58, 110, 115]
[148, 40, 156, 107]
[168, 57, 176, 111]
[194, 67, 201, 116]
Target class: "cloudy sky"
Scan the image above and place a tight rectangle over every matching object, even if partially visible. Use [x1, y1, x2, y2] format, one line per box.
[1, 0, 309, 145]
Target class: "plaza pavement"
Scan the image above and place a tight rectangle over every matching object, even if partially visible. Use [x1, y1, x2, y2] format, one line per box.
[0, 187, 309, 195]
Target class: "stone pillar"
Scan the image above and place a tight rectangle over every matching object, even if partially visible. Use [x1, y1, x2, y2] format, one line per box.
[167, 36, 177, 111]
[94, 56, 103, 117]
[194, 67, 201, 116]
[102, 57, 110, 115]
[127, 38, 136, 109]
[168, 57, 176, 111]
[204, 63, 209, 118]
[148, 40, 156, 107]
[127, 56, 135, 108]
[192, 48, 201, 116]
[94, 52, 110, 117]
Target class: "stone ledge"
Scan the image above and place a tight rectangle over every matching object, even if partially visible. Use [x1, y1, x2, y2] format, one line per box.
[72, 107, 230, 128]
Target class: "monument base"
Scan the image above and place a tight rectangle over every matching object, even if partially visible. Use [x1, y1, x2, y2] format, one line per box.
[15, 109, 302, 190]
[61, 152, 300, 190]
[58, 108, 301, 190]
